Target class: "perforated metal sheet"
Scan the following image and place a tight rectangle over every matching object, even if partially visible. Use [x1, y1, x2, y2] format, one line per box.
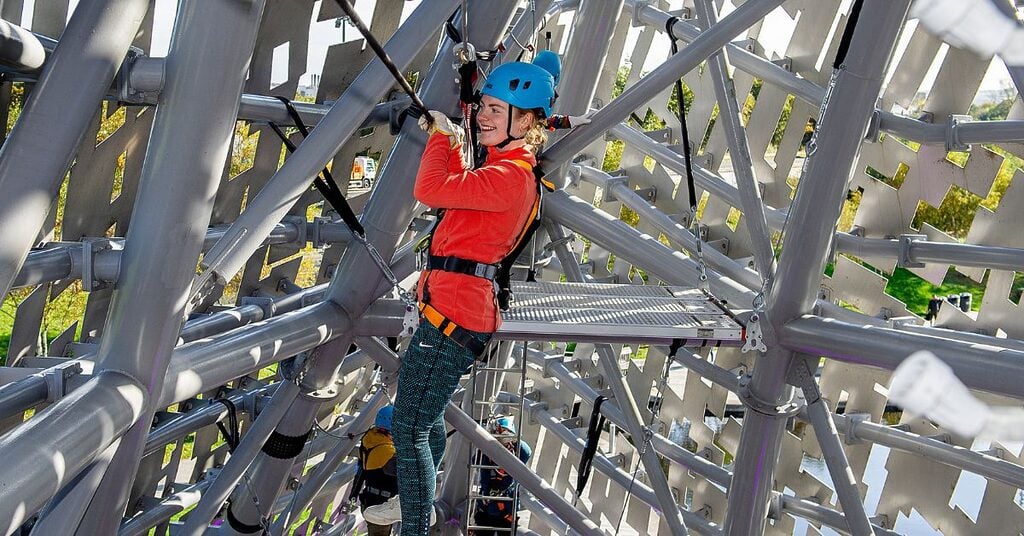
[497, 281, 745, 346]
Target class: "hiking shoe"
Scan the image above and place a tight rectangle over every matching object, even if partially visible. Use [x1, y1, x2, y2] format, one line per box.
[363, 496, 437, 526]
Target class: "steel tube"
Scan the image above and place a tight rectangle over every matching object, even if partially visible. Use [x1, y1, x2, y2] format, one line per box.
[541, 0, 786, 174]
[69, 2, 269, 531]
[270, 389, 388, 533]
[780, 315, 1024, 400]
[159, 302, 348, 408]
[694, 0, 776, 282]
[520, 396, 720, 535]
[0, 371, 50, 419]
[444, 403, 605, 536]
[0, 371, 145, 536]
[835, 414, 1024, 490]
[802, 397, 874, 535]
[727, 2, 912, 533]
[199, 0, 459, 291]
[544, 190, 756, 305]
[776, 495, 899, 536]
[525, 347, 733, 488]
[0, 0, 148, 300]
[609, 123, 790, 228]
[143, 385, 275, 457]
[179, 380, 300, 535]
[0, 18, 46, 72]
[118, 479, 211, 536]
[543, 219, 690, 534]
[574, 165, 761, 290]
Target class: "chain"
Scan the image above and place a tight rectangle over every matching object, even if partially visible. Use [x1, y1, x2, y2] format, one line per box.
[353, 232, 416, 307]
[689, 210, 709, 292]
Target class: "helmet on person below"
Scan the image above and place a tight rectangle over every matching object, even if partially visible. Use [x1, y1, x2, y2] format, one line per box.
[481, 61, 557, 118]
[532, 50, 561, 86]
[375, 405, 394, 432]
[488, 416, 516, 435]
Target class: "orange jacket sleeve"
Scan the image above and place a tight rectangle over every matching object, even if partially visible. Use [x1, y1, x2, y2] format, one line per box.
[414, 133, 533, 212]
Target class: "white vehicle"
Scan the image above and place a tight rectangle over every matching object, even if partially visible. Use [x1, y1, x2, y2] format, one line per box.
[350, 156, 377, 189]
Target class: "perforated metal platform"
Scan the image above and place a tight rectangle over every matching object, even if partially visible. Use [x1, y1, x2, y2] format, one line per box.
[496, 281, 745, 346]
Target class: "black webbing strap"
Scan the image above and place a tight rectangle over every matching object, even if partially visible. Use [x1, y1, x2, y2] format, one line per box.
[665, 17, 699, 216]
[212, 398, 240, 453]
[269, 96, 365, 238]
[427, 254, 499, 280]
[833, 0, 864, 69]
[261, 428, 313, 459]
[576, 395, 609, 497]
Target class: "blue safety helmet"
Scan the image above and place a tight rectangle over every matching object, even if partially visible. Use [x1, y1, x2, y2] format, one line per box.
[375, 405, 394, 432]
[481, 60, 558, 118]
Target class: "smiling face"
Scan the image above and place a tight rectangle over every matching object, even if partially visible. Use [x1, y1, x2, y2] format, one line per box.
[477, 94, 534, 149]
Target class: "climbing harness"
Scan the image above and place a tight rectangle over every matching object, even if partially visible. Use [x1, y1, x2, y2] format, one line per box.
[267, 98, 418, 336]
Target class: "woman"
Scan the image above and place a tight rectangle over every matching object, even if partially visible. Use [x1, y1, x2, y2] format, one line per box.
[362, 55, 559, 536]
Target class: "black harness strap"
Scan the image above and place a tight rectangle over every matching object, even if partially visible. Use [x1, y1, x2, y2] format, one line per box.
[212, 398, 240, 453]
[269, 97, 365, 238]
[666, 17, 699, 216]
[833, 0, 865, 69]
[576, 395, 609, 497]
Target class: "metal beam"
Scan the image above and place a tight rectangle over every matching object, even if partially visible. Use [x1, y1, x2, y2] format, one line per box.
[63, 2, 269, 532]
[0, 0, 148, 301]
[693, 0, 776, 283]
[726, 2, 912, 534]
[780, 314, 1024, 400]
[0, 371, 145, 536]
[444, 403, 605, 536]
[540, 0, 787, 178]
[197, 0, 459, 296]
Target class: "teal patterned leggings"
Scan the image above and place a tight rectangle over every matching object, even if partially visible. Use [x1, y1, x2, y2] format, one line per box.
[392, 321, 490, 536]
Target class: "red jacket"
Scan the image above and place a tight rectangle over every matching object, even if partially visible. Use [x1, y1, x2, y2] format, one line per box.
[414, 133, 538, 333]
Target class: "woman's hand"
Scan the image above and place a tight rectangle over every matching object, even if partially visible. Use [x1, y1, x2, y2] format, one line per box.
[418, 110, 463, 149]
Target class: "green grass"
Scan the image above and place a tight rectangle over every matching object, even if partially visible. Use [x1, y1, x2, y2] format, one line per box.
[884, 266, 987, 316]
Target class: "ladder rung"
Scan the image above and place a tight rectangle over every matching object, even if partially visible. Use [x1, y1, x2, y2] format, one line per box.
[470, 464, 505, 470]
[476, 367, 517, 372]
[466, 526, 515, 532]
[468, 494, 517, 501]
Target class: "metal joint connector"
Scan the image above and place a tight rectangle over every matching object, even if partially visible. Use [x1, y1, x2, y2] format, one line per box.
[119, 48, 165, 104]
[602, 176, 629, 203]
[946, 114, 972, 152]
[239, 295, 276, 321]
[81, 237, 121, 291]
[736, 374, 800, 417]
[282, 215, 307, 248]
[630, 0, 654, 27]
[42, 361, 83, 402]
[842, 413, 871, 445]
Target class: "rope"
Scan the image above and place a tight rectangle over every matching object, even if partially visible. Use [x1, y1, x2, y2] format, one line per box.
[333, 0, 432, 123]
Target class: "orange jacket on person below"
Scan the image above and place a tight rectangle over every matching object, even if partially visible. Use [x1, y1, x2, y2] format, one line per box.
[414, 132, 538, 333]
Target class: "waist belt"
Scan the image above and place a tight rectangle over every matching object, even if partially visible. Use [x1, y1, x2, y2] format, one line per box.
[363, 486, 393, 499]
[427, 254, 499, 281]
[418, 302, 488, 357]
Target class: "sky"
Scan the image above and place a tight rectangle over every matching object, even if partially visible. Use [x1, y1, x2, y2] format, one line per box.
[25, 0, 1018, 101]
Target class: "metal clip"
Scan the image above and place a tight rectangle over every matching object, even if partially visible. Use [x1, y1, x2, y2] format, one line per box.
[402, 303, 419, 337]
[741, 313, 767, 353]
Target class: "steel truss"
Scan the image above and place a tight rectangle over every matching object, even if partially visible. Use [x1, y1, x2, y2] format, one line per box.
[0, 1, 1022, 535]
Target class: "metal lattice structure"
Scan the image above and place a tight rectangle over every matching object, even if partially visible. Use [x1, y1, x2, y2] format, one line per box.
[0, 0, 1022, 535]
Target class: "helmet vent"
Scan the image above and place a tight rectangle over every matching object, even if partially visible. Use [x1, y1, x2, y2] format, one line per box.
[508, 78, 520, 91]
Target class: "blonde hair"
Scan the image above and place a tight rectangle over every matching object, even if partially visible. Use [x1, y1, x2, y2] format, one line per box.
[514, 108, 548, 148]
